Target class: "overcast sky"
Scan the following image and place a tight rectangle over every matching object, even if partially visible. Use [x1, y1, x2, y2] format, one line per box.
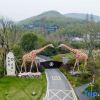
[0, 0, 100, 21]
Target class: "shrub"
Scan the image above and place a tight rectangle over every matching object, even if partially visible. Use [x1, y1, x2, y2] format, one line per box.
[0, 66, 4, 77]
[71, 41, 85, 49]
[12, 45, 23, 60]
[95, 78, 100, 100]
[52, 54, 65, 61]
[11, 45, 23, 69]
[20, 33, 38, 52]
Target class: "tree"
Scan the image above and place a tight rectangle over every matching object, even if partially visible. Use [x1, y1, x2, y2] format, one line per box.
[81, 14, 100, 83]
[0, 18, 22, 51]
[0, 18, 21, 75]
[20, 33, 38, 52]
[0, 18, 17, 68]
[83, 14, 99, 58]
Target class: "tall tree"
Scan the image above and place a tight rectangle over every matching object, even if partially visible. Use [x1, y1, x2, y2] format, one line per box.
[83, 14, 98, 58]
[20, 33, 38, 52]
[0, 18, 19, 71]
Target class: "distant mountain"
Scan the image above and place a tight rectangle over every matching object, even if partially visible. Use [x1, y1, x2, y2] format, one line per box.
[64, 13, 100, 22]
[19, 11, 81, 25]
[19, 11, 66, 25]
[35, 10, 64, 18]
[18, 11, 82, 33]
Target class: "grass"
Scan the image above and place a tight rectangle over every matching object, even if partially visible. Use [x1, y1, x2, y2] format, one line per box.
[83, 84, 97, 93]
[52, 54, 65, 61]
[52, 53, 75, 62]
[0, 74, 46, 100]
[60, 67, 90, 87]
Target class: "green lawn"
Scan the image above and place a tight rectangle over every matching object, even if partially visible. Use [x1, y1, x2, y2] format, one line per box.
[0, 74, 46, 100]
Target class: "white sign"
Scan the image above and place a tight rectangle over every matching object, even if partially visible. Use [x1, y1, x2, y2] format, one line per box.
[49, 62, 54, 67]
[6, 52, 16, 76]
[62, 57, 69, 65]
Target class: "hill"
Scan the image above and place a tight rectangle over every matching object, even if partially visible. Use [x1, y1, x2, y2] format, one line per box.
[19, 11, 80, 24]
[18, 11, 100, 34]
[18, 11, 82, 32]
[64, 13, 100, 22]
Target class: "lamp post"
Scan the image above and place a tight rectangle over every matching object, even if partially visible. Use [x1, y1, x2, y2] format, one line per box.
[90, 74, 95, 100]
[90, 83, 94, 100]
[92, 74, 95, 84]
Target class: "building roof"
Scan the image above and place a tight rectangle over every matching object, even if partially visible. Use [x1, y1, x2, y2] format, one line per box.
[35, 55, 52, 62]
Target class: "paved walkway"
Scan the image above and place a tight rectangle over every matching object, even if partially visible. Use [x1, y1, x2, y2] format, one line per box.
[74, 84, 91, 100]
[44, 69, 78, 100]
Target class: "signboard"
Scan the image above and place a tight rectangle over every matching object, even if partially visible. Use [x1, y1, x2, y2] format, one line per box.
[40, 61, 62, 68]
[6, 52, 16, 76]
[49, 62, 54, 67]
[62, 57, 69, 64]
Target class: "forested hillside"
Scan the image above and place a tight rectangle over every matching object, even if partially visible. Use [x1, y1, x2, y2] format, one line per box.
[65, 13, 100, 22]
[18, 11, 83, 33]
[18, 11, 100, 39]
[1, 11, 100, 44]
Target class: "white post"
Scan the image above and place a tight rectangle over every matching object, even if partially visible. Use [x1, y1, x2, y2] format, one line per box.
[62, 57, 69, 65]
[6, 52, 16, 76]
